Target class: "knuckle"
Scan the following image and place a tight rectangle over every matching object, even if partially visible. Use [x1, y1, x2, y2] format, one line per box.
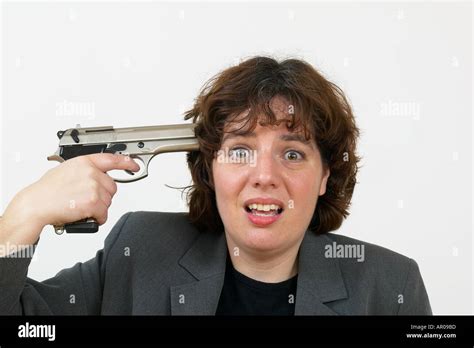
[104, 195, 112, 208]
[112, 154, 121, 165]
[88, 192, 100, 205]
[83, 166, 96, 178]
[111, 181, 118, 195]
[89, 179, 100, 191]
[99, 209, 108, 225]
[88, 186, 98, 198]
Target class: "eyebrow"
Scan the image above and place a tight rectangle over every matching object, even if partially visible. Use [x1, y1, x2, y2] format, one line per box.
[222, 131, 313, 146]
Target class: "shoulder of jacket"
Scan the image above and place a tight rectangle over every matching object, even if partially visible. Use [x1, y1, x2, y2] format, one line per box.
[106, 210, 201, 255]
[323, 233, 415, 286]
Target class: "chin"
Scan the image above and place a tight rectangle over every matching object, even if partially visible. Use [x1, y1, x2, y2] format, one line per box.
[238, 229, 286, 253]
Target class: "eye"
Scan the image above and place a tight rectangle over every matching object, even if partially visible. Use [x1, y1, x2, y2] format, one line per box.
[229, 147, 251, 160]
[284, 150, 304, 161]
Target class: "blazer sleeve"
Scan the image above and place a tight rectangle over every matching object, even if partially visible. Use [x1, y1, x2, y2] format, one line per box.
[0, 212, 132, 315]
[397, 258, 432, 315]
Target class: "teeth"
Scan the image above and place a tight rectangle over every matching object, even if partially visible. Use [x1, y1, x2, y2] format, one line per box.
[247, 203, 281, 211]
[253, 211, 277, 217]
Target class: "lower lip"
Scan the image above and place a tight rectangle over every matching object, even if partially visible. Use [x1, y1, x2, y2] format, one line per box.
[245, 209, 282, 227]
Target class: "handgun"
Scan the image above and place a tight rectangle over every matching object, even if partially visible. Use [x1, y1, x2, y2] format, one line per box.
[47, 123, 199, 235]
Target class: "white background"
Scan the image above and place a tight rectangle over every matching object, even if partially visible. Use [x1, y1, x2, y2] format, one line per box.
[1, 0, 472, 315]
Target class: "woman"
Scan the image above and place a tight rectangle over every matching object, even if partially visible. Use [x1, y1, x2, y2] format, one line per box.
[0, 56, 431, 315]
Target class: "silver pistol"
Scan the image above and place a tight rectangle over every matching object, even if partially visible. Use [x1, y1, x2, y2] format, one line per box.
[48, 123, 198, 235]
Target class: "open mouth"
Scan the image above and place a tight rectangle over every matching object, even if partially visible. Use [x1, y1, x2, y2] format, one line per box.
[244, 205, 284, 217]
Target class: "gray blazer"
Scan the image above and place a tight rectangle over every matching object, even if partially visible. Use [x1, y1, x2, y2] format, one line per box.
[0, 211, 432, 315]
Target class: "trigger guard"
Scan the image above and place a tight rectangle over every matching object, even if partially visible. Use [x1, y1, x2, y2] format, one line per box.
[110, 155, 152, 183]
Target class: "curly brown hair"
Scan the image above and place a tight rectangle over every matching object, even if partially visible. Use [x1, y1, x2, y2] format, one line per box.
[183, 56, 360, 235]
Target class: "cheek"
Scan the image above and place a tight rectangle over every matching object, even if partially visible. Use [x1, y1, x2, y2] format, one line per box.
[212, 162, 248, 212]
[284, 170, 321, 211]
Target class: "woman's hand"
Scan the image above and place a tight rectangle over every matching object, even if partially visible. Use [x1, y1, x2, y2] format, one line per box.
[0, 153, 140, 248]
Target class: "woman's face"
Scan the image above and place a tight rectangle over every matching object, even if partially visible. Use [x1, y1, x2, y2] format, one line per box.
[212, 96, 330, 256]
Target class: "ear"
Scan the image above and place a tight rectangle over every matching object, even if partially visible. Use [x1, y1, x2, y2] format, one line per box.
[318, 167, 331, 196]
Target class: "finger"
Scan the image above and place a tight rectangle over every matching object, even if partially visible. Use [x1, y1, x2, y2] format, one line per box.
[97, 187, 112, 208]
[95, 171, 118, 197]
[86, 153, 140, 173]
[91, 201, 108, 226]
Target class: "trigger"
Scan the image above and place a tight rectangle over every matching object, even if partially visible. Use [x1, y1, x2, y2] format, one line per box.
[125, 170, 135, 176]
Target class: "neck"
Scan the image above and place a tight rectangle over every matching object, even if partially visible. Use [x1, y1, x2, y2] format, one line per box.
[225, 236, 302, 283]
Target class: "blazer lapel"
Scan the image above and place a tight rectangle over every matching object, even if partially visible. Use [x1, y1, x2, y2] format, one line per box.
[170, 228, 348, 315]
[295, 232, 348, 315]
[170, 231, 227, 315]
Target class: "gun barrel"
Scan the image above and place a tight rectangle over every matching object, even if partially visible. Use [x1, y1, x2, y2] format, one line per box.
[48, 123, 199, 162]
[57, 123, 197, 146]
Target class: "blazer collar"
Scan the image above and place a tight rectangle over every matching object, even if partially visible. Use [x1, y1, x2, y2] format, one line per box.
[294, 232, 348, 315]
[171, 231, 227, 315]
[171, 230, 348, 315]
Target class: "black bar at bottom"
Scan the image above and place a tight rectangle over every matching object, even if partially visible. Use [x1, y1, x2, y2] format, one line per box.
[0, 316, 473, 346]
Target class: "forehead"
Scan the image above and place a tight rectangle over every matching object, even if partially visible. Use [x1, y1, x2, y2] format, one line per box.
[222, 95, 314, 146]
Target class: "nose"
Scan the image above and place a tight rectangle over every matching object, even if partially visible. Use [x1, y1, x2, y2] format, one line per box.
[249, 149, 281, 190]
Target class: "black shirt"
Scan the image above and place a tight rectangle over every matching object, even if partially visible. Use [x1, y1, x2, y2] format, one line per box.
[216, 255, 298, 315]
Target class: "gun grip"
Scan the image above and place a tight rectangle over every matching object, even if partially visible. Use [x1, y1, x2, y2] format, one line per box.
[63, 218, 99, 233]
